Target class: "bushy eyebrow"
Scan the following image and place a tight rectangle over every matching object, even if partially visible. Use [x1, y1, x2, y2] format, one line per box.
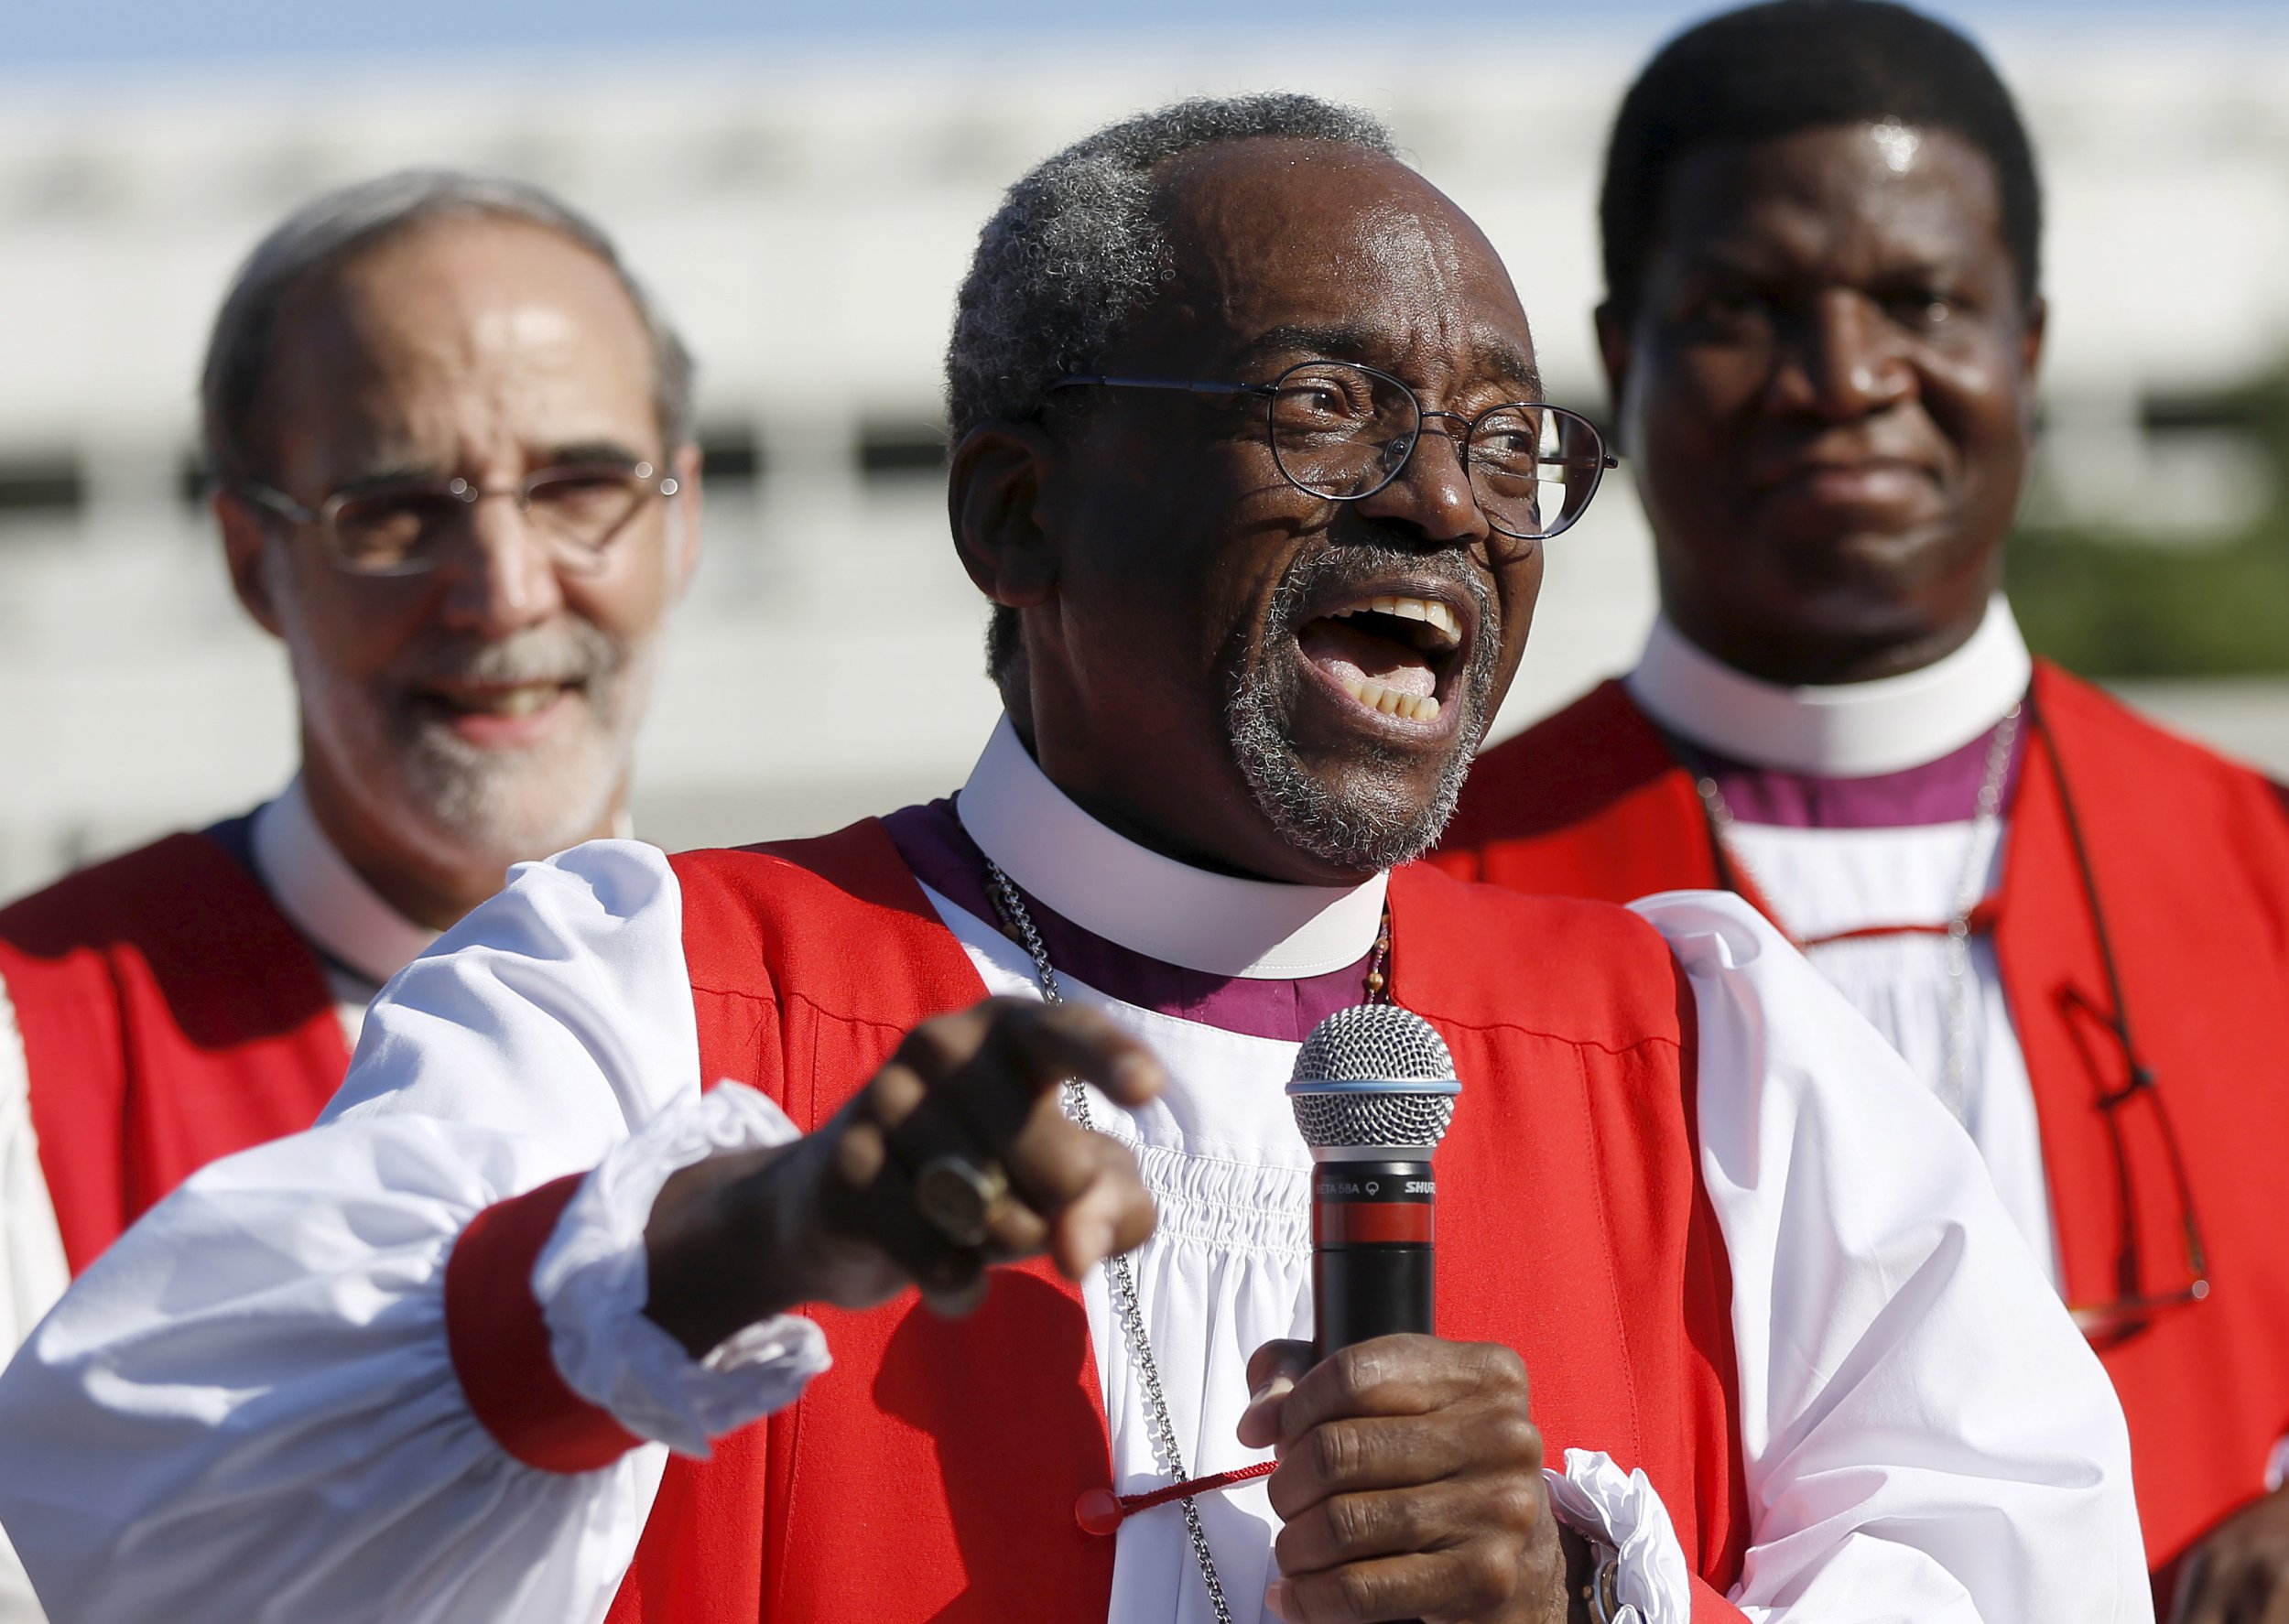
[535, 438, 656, 469]
[1469, 340, 1543, 400]
[1680, 231, 1972, 284]
[326, 460, 444, 496]
[1241, 321, 1379, 362]
[1237, 323, 1542, 398]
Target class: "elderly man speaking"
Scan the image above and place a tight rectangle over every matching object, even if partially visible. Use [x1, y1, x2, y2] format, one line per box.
[0, 98, 2138, 1624]
[0, 171, 700, 1610]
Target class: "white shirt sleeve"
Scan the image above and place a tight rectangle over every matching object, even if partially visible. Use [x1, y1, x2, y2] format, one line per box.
[0, 841, 827, 1624]
[0, 968, 66, 1623]
[1553, 891, 2147, 1624]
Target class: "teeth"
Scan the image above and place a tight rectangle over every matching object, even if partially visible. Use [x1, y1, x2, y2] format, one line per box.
[1339, 677, 1442, 722]
[459, 684, 561, 716]
[1331, 595, 1463, 648]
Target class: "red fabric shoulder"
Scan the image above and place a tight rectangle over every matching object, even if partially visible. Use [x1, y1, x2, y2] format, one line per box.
[2031, 662, 2289, 945]
[1440, 681, 1682, 850]
[1432, 683, 1719, 904]
[0, 830, 332, 1048]
[1387, 860, 1689, 1045]
[0, 830, 345, 1270]
[671, 820, 985, 1056]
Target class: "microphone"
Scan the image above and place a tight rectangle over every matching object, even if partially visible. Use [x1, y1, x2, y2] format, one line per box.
[1286, 1004, 1460, 1354]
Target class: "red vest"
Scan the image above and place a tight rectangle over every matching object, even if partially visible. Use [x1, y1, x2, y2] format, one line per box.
[445, 820, 1756, 1621]
[0, 827, 349, 1272]
[1436, 663, 2289, 1580]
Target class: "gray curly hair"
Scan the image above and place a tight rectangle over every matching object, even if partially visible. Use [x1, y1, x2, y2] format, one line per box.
[944, 92, 1398, 689]
[201, 168, 695, 487]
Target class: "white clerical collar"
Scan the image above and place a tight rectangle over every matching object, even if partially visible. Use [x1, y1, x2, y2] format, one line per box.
[955, 716, 1387, 980]
[1624, 597, 2033, 777]
[250, 777, 439, 989]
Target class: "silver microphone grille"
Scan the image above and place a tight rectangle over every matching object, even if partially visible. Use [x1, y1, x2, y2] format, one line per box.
[1286, 1004, 1460, 1151]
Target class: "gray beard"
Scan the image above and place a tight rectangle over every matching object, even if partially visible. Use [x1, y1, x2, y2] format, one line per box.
[1225, 547, 1500, 874]
[268, 548, 651, 881]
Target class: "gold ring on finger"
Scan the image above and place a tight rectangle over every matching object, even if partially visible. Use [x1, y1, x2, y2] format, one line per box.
[914, 1153, 1010, 1249]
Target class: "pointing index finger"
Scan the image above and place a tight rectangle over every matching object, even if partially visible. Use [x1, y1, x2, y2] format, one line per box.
[988, 1000, 1166, 1110]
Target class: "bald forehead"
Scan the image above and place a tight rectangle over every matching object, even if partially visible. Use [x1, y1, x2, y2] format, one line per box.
[1138, 138, 1535, 385]
[248, 214, 661, 475]
[291, 215, 649, 368]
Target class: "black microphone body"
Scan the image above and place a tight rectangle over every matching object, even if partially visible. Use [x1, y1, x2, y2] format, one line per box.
[1310, 1156, 1437, 1352]
[1287, 1005, 1461, 1358]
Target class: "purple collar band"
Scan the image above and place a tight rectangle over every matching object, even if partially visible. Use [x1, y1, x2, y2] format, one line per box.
[1665, 713, 2030, 830]
[882, 798, 1379, 1043]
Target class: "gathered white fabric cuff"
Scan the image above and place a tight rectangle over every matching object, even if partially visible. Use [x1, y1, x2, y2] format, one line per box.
[2268, 1435, 2289, 1495]
[533, 1082, 833, 1457]
[1543, 1448, 1693, 1624]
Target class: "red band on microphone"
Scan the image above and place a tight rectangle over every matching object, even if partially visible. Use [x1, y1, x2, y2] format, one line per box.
[1314, 1203, 1435, 1245]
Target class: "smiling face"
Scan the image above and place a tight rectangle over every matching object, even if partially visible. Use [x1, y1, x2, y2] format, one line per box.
[968, 139, 1545, 885]
[1608, 122, 2043, 684]
[222, 214, 700, 915]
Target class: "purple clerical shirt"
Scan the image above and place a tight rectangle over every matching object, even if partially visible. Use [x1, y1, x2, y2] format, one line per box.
[1665, 714, 2030, 829]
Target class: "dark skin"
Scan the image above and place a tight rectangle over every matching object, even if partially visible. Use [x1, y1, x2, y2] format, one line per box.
[647, 140, 1583, 1624]
[1602, 123, 2045, 685]
[1615, 121, 2289, 1614]
[963, 141, 1546, 887]
[2173, 1492, 2289, 1624]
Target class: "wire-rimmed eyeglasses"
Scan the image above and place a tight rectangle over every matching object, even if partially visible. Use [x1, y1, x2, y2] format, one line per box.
[2035, 701, 2213, 1347]
[236, 460, 682, 578]
[1046, 359, 1617, 543]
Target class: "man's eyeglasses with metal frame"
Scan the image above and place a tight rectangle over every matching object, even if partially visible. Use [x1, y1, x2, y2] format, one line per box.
[1046, 359, 1617, 542]
[235, 460, 681, 578]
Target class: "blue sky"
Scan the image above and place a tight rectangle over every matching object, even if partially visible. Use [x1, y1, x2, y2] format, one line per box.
[3, 0, 2279, 71]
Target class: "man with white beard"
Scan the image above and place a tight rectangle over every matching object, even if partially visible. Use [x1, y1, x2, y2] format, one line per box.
[0, 168, 699, 1616]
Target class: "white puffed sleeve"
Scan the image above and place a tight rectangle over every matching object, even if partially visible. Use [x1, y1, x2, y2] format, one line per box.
[0, 968, 65, 1623]
[0, 840, 827, 1624]
[1554, 891, 2147, 1623]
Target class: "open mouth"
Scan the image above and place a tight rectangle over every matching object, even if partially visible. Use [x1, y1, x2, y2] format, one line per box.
[1294, 592, 1466, 726]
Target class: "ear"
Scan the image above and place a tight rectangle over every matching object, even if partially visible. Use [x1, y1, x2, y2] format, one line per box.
[666, 440, 705, 600]
[214, 488, 287, 639]
[2017, 295, 2049, 430]
[1593, 300, 1634, 447]
[948, 419, 1061, 613]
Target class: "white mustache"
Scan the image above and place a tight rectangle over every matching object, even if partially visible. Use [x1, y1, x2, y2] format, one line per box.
[394, 624, 622, 692]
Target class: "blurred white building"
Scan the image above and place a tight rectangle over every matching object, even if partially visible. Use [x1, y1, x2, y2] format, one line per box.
[2, 28, 2286, 894]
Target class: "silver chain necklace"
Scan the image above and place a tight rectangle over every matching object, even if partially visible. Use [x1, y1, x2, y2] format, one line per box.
[1695, 702, 2021, 1121]
[982, 860, 1239, 1624]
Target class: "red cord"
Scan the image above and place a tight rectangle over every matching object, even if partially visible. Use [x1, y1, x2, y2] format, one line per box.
[1073, 1460, 1277, 1534]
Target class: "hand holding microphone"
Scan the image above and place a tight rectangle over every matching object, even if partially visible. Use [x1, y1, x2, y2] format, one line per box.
[1242, 1004, 1580, 1624]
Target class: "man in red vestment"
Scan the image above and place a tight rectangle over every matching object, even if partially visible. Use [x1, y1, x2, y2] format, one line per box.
[0, 96, 2142, 1624]
[0, 168, 702, 1560]
[1433, 5, 2289, 1615]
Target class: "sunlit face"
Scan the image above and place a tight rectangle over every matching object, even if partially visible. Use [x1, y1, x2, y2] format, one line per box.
[1609, 122, 2042, 680]
[1018, 141, 1546, 883]
[241, 215, 697, 874]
